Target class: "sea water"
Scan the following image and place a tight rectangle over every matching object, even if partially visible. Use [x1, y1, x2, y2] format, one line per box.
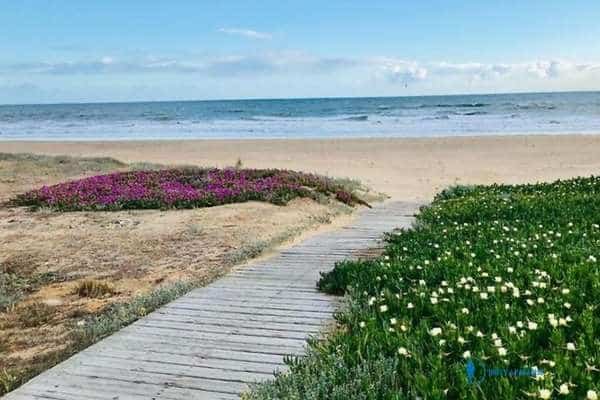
[1, 91, 600, 140]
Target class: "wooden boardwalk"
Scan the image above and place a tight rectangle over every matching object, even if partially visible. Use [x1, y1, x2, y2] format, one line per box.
[4, 201, 418, 400]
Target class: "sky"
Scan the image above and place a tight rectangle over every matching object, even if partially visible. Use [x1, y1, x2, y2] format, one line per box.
[1, 1, 600, 104]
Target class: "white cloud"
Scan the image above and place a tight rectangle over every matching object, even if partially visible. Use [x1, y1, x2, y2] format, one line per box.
[217, 28, 272, 40]
[3, 53, 600, 103]
[7, 54, 600, 82]
[372, 58, 428, 82]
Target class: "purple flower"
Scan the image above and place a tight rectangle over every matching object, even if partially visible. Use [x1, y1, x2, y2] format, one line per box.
[13, 168, 362, 211]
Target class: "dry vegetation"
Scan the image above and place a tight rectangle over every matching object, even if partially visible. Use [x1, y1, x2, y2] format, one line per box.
[0, 152, 363, 394]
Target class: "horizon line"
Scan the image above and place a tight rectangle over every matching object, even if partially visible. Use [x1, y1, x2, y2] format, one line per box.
[1, 89, 600, 107]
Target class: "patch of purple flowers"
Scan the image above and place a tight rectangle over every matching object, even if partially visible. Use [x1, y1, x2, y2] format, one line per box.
[13, 168, 366, 211]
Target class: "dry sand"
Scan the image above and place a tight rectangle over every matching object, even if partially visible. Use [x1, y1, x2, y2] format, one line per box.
[3, 134, 600, 202]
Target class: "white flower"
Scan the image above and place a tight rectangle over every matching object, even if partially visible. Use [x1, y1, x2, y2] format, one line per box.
[430, 327, 443, 336]
[461, 308, 469, 314]
[493, 339, 502, 347]
[549, 318, 558, 328]
[537, 297, 545, 304]
[430, 297, 438, 305]
[559, 318, 567, 326]
[476, 330, 484, 338]
[566, 342, 576, 351]
[538, 388, 551, 399]
[513, 288, 521, 298]
[359, 321, 366, 328]
[558, 383, 569, 395]
[438, 339, 446, 345]
[480, 293, 488, 300]
[398, 347, 410, 357]
[462, 350, 471, 359]
[587, 390, 598, 400]
[379, 304, 389, 313]
[561, 288, 570, 295]
[528, 321, 538, 330]
[498, 347, 507, 356]
[390, 318, 397, 325]
[487, 286, 496, 293]
[564, 302, 571, 309]
[508, 326, 517, 334]
[368, 297, 376, 306]
[407, 302, 414, 309]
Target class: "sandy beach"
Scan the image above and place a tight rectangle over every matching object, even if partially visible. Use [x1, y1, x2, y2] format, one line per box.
[3, 134, 600, 202]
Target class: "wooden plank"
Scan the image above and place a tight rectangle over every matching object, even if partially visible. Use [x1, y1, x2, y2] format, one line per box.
[153, 307, 329, 326]
[90, 337, 289, 365]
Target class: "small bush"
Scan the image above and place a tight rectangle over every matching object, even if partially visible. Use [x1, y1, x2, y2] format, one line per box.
[74, 280, 116, 298]
[0, 369, 18, 396]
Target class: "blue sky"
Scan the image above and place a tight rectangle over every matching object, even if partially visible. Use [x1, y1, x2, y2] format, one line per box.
[1, 1, 600, 104]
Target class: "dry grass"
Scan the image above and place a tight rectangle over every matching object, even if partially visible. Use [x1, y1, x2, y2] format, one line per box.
[0, 152, 360, 395]
[73, 280, 116, 298]
[15, 303, 56, 329]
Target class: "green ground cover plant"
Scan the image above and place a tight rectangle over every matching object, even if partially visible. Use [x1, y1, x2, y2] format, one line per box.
[247, 176, 600, 400]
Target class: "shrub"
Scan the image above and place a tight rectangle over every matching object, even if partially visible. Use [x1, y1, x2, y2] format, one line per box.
[74, 280, 116, 298]
[248, 176, 600, 399]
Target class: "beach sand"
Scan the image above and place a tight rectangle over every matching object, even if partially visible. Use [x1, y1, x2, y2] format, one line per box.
[3, 134, 600, 202]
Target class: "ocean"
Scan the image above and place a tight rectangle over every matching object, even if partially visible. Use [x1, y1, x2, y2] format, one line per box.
[1, 91, 600, 140]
